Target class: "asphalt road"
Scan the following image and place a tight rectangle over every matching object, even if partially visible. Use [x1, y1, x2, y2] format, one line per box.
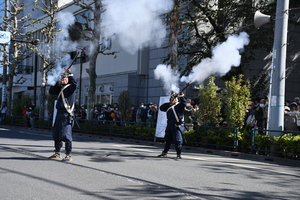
[0, 126, 300, 200]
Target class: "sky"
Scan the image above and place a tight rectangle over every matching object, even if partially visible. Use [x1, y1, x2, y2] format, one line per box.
[0, 0, 6, 73]
[0, 0, 4, 23]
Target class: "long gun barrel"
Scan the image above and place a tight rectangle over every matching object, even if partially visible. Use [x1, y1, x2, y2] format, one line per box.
[178, 83, 191, 94]
[66, 51, 80, 70]
[172, 83, 191, 98]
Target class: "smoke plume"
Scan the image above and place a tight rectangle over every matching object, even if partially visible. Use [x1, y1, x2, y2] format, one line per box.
[46, 11, 78, 85]
[181, 32, 250, 84]
[155, 32, 250, 94]
[154, 64, 180, 95]
[101, 0, 174, 54]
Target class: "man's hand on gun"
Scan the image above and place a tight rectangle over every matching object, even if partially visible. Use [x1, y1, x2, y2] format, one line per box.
[65, 68, 71, 74]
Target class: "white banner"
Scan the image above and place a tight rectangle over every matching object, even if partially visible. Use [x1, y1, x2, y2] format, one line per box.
[155, 96, 169, 138]
[0, 31, 11, 44]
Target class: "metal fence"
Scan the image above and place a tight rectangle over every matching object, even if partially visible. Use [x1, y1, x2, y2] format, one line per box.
[250, 128, 300, 159]
[186, 125, 239, 152]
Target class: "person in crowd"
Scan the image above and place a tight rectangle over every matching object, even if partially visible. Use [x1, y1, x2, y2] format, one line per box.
[289, 103, 300, 131]
[246, 101, 255, 118]
[254, 98, 267, 134]
[48, 68, 77, 162]
[26, 106, 35, 129]
[290, 102, 298, 111]
[22, 105, 30, 127]
[93, 106, 100, 120]
[146, 102, 154, 127]
[222, 121, 228, 127]
[141, 103, 148, 123]
[28, 104, 39, 128]
[0, 104, 8, 124]
[136, 103, 146, 124]
[285, 99, 291, 107]
[284, 106, 298, 131]
[102, 104, 112, 121]
[245, 101, 256, 129]
[111, 103, 121, 126]
[78, 104, 87, 120]
[158, 92, 186, 159]
[98, 106, 106, 122]
[130, 105, 136, 122]
[152, 103, 158, 127]
[32, 104, 39, 123]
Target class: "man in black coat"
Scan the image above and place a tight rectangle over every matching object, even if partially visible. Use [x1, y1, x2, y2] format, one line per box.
[158, 92, 186, 159]
[48, 69, 77, 162]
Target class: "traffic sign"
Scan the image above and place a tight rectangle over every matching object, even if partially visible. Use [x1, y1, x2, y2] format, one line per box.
[0, 31, 11, 44]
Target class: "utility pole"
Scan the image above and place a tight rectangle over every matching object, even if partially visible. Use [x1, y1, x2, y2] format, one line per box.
[268, 0, 289, 136]
[2, 0, 9, 106]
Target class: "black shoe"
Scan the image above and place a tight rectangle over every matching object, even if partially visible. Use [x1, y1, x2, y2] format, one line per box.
[175, 155, 181, 159]
[158, 152, 167, 158]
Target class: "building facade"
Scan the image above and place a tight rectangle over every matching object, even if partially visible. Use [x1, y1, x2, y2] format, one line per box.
[1, 0, 300, 115]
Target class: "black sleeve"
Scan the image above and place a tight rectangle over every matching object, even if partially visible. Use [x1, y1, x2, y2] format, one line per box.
[160, 103, 170, 112]
[68, 76, 77, 87]
[49, 83, 61, 95]
[67, 76, 78, 93]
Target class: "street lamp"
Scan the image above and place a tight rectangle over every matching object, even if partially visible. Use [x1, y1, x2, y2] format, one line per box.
[78, 49, 87, 114]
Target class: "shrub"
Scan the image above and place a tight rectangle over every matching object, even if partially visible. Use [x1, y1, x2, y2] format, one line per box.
[222, 74, 251, 130]
[195, 77, 222, 126]
[184, 126, 236, 150]
[255, 134, 271, 152]
[274, 134, 300, 159]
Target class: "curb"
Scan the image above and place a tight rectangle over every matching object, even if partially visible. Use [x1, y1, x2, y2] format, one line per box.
[6, 125, 300, 167]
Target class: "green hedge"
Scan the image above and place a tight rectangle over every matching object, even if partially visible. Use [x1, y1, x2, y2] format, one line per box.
[184, 126, 236, 151]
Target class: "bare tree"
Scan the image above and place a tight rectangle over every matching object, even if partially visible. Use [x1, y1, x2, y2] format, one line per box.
[73, 0, 117, 120]
[29, 0, 63, 118]
[0, 0, 33, 109]
[167, 0, 182, 71]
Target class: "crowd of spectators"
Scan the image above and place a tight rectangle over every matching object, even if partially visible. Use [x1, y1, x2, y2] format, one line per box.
[91, 102, 159, 127]
[90, 99, 199, 129]
[245, 96, 300, 134]
[47, 95, 300, 133]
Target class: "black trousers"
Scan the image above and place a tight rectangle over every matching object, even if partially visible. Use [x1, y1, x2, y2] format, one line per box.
[163, 122, 183, 155]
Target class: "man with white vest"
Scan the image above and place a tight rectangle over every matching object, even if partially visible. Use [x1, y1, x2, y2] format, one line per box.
[48, 68, 77, 162]
[158, 91, 186, 159]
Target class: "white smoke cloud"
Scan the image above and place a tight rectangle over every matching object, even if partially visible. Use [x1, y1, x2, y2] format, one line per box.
[154, 64, 180, 95]
[155, 32, 250, 94]
[46, 11, 78, 85]
[47, 54, 72, 86]
[180, 32, 250, 84]
[53, 11, 78, 55]
[101, 0, 174, 54]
